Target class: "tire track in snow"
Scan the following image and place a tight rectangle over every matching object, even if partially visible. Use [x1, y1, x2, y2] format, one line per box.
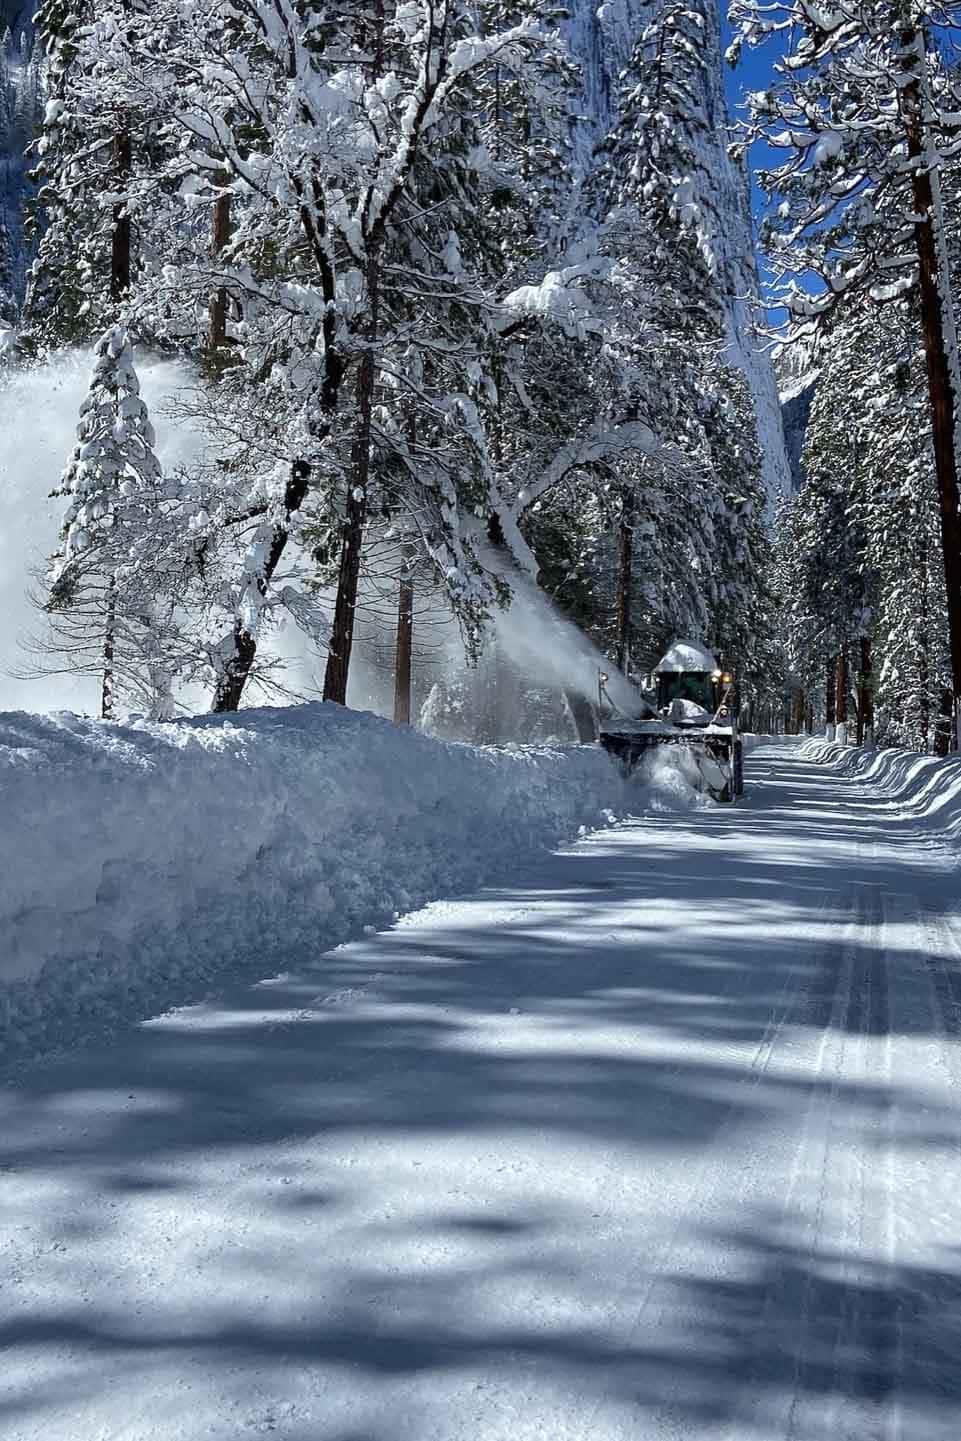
[779, 901, 859, 1441]
[578, 892, 849, 1440]
[917, 910, 961, 1048]
[827, 884, 899, 1441]
[882, 900, 904, 1441]
[752, 886, 867, 1441]
[903, 906, 961, 1440]
[713, 883, 899, 1441]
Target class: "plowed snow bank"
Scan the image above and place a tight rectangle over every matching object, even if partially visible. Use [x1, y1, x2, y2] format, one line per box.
[1, 703, 695, 1062]
[799, 737, 961, 838]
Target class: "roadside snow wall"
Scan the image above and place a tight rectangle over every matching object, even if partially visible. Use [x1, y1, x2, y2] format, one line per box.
[0, 703, 640, 1063]
[799, 738, 961, 840]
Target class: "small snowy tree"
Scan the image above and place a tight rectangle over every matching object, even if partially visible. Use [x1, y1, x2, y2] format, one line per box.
[44, 326, 178, 717]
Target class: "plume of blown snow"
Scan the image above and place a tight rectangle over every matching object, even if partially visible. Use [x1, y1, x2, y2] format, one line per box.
[491, 567, 640, 714]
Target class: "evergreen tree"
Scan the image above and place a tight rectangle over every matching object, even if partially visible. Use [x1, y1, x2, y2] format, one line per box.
[43, 327, 181, 717]
[533, 0, 776, 688]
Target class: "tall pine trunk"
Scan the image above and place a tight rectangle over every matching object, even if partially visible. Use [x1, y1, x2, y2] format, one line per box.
[835, 651, 848, 735]
[393, 558, 414, 725]
[825, 655, 837, 733]
[324, 255, 379, 704]
[323, 0, 385, 706]
[918, 532, 930, 750]
[856, 636, 873, 746]
[102, 575, 116, 720]
[111, 131, 131, 302]
[209, 183, 232, 362]
[935, 689, 953, 756]
[614, 488, 635, 673]
[898, 21, 961, 744]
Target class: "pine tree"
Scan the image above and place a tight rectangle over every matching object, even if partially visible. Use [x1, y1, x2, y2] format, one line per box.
[43, 326, 179, 717]
[531, 0, 775, 685]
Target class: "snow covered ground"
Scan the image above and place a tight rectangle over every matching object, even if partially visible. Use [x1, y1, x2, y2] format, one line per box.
[4, 739, 961, 1439]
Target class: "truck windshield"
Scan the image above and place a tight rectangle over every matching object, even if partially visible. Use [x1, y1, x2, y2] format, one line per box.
[660, 673, 715, 710]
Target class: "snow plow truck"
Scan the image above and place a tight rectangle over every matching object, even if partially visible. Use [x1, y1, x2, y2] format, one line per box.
[599, 640, 744, 803]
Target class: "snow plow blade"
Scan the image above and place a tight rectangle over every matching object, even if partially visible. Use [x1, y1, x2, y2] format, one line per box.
[600, 728, 743, 803]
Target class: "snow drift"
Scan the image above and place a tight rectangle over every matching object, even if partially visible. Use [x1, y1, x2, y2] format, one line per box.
[0, 703, 706, 1064]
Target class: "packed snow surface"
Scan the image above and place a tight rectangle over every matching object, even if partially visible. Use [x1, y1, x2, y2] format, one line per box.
[0, 703, 705, 1061]
[4, 738, 961, 1438]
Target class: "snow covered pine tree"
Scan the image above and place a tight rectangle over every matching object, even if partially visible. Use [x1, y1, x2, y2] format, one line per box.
[45, 327, 177, 718]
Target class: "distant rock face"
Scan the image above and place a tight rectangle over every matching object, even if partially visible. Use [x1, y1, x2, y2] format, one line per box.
[780, 378, 816, 493]
[564, 0, 792, 503]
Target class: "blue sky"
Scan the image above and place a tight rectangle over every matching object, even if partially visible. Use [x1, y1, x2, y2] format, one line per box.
[722, 16, 790, 216]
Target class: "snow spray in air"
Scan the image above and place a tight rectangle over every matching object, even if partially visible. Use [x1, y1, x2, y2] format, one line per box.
[490, 566, 640, 715]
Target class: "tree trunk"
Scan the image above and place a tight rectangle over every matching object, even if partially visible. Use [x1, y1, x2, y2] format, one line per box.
[614, 488, 635, 673]
[323, 0, 385, 707]
[102, 575, 116, 719]
[935, 689, 953, 756]
[856, 636, 873, 746]
[393, 560, 414, 726]
[919, 540, 931, 751]
[796, 689, 808, 735]
[324, 252, 379, 705]
[825, 655, 837, 732]
[111, 130, 132, 303]
[835, 651, 848, 730]
[212, 460, 311, 712]
[898, 23, 961, 746]
[209, 184, 232, 362]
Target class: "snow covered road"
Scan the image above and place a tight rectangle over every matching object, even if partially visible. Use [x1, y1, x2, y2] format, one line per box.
[4, 742, 961, 1440]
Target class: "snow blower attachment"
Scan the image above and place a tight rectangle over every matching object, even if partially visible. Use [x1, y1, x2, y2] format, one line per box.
[599, 641, 744, 802]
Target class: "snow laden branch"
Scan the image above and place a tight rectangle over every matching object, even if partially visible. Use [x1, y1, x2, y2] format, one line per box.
[67, 0, 570, 709]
